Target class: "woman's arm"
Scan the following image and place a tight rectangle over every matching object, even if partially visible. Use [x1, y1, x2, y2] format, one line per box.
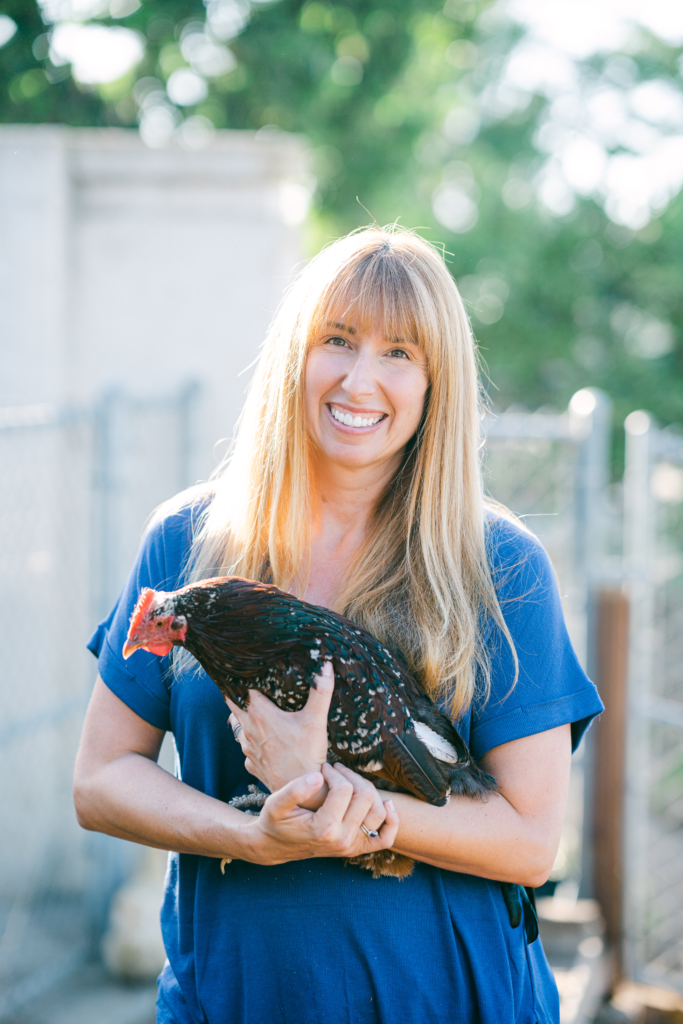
[73, 677, 399, 865]
[376, 724, 572, 887]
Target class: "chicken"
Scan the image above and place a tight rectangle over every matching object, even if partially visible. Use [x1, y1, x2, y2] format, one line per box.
[122, 575, 496, 880]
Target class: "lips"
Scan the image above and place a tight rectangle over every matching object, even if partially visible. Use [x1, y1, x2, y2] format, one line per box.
[327, 404, 387, 430]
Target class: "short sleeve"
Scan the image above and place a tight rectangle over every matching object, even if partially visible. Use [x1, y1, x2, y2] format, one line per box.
[86, 502, 198, 731]
[467, 516, 604, 760]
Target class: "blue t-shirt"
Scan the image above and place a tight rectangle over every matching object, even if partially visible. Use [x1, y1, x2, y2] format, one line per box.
[87, 500, 604, 1024]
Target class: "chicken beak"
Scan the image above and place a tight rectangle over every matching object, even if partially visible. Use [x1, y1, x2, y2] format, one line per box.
[122, 638, 144, 660]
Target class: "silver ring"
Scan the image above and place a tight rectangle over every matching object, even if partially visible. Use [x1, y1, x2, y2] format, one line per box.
[360, 823, 380, 839]
[232, 723, 243, 741]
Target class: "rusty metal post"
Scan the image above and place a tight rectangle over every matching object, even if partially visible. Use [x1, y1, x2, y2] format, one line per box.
[592, 587, 630, 969]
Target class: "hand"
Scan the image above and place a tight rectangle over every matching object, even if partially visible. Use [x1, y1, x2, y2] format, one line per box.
[226, 662, 334, 802]
[239, 762, 399, 867]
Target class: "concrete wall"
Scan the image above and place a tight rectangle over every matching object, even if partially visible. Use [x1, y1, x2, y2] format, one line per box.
[0, 126, 307, 906]
[0, 125, 308, 476]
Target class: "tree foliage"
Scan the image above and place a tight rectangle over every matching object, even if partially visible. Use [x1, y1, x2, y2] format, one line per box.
[1, 0, 682, 439]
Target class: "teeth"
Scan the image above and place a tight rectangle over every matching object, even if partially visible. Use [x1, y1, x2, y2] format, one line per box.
[330, 406, 383, 428]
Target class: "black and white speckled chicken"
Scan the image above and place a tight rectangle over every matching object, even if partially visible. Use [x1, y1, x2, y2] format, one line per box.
[122, 575, 496, 879]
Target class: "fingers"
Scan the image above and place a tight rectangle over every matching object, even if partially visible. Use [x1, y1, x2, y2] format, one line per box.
[329, 763, 383, 832]
[329, 763, 398, 849]
[313, 762, 359, 831]
[332, 763, 386, 830]
[375, 798, 399, 849]
[225, 695, 250, 718]
[302, 661, 335, 722]
[225, 697, 246, 747]
[256, 765, 399, 863]
[265, 772, 324, 821]
[383, 799, 399, 832]
[226, 691, 270, 747]
[227, 712, 246, 749]
[315, 762, 376, 839]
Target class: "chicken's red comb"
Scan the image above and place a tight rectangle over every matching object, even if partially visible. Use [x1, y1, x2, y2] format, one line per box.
[127, 588, 157, 640]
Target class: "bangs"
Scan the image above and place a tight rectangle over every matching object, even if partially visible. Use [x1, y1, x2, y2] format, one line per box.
[310, 243, 432, 359]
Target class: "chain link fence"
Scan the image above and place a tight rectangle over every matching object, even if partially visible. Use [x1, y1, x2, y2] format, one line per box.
[0, 387, 198, 1018]
[483, 390, 612, 895]
[623, 412, 683, 994]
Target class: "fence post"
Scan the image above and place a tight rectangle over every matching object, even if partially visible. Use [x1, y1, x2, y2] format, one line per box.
[591, 587, 629, 969]
[622, 411, 655, 983]
[569, 389, 612, 900]
[89, 389, 137, 935]
[92, 389, 126, 622]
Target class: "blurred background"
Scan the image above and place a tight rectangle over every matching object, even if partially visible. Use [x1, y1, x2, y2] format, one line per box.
[1, 0, 683, 1021]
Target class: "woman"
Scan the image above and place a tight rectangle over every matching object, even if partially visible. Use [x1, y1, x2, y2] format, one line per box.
[75, 227, 603, 1024]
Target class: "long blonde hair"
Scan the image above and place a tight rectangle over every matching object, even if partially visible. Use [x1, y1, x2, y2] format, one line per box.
[185, 226, 515, 718]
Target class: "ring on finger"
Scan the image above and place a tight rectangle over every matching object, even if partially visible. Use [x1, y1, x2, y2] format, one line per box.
[232, 723, 243, 741]
[360, 823, 380, 839]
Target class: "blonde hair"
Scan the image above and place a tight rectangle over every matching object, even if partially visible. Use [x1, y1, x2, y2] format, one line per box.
[185, 226, 515, 718]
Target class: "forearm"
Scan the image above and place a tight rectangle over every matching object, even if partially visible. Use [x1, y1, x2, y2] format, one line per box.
[74, 752, 255, 861]
[390, 790, 556, 887]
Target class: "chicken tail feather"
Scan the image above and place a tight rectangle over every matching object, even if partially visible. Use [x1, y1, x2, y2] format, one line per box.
[383, 732, 450, 806]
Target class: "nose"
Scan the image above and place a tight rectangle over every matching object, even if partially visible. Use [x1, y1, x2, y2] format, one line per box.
[341, 348, 378, 401]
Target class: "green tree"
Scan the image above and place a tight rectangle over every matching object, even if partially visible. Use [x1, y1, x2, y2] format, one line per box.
[1, 0, 682, 436]
[0, 0, 459, 229]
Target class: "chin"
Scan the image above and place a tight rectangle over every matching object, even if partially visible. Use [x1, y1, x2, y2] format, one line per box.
[326, 444, 389, 470]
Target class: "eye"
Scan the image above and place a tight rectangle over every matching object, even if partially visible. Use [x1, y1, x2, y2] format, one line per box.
[155, 620, 164, 628]
[388, 348, 409, 359]
[326, 336, 351, 348]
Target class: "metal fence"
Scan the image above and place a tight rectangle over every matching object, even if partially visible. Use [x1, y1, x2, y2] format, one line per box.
[0, 386, 198, 1018]
[483, 388, 613, 892]
[623, 411, 683, 993]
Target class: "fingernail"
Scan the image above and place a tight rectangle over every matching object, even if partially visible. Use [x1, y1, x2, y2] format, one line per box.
[386, 800, 395, 812]
[305, 773, 323, 787]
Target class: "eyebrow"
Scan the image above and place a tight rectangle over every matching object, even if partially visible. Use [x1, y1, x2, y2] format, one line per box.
[326, 321, 356, 335]
[324, 320, 418, 347]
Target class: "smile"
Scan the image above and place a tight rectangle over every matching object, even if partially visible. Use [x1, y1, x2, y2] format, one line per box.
[327, 404, 387, 430]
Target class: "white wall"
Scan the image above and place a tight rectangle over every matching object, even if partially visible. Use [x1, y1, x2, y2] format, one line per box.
[0, 126, 307, 904]
[0, 125, 308, 477]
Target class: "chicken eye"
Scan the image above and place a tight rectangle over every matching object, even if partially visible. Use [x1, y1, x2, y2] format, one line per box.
[155, 621, 164, 628]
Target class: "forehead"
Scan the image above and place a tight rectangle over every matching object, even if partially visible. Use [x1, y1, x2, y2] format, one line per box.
[324, 318, 408, 340]
[312, 257, 426, 350]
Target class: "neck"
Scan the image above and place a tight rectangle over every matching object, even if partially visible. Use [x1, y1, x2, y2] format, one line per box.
[299, 450, 403, 607]
[308, 450, 402, 542]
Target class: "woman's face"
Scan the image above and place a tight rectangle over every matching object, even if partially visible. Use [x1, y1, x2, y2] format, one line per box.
[304, 315, 429, 475]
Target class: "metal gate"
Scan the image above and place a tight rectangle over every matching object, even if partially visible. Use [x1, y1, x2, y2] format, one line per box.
[623, 411, 683, 992]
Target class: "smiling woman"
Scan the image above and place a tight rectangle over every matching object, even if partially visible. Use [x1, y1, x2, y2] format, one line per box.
[76, 225, 603, 1024]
